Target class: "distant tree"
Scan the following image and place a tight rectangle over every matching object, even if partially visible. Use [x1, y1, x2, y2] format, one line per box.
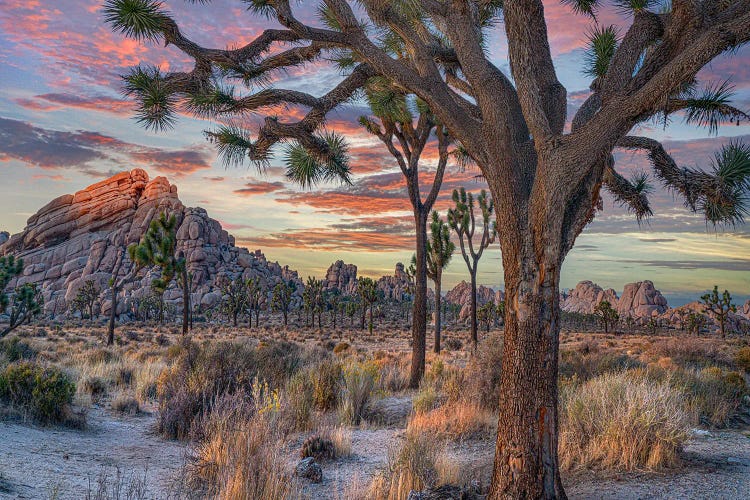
[448, 188, 496, 348]
[594, 300, 619, 333]
[425, 211, 455, 353]
[1, 284, 43, 337]
[326, 287, 341, 329]
[220, 275, 249, 327]
[304, 276, 325, 330]
[357, 277, 378, 335]
[247, 277, 265, 328]
[302, 279, 314, 327]
[344, 298, 358, 328]
[686, 311, 708, 336]
[72, 280, 100, 320]
[108, 243, 147, 345]
[701, 286, 737, 338]
[0, 255, 24, 316]
[496, 300, 506, 326]
[272, 280, 295, 327]
[647, 317, 660, 336]
[478, 301, 497, 333]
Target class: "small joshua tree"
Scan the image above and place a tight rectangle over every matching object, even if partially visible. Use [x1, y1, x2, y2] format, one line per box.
[220, 275, 250, 327]
[701, 286, 737, 338]
[272, 279, 296, 327]
[357, 277, 378, 335]
[326, 288, 341, 329]
[448, 188, 496, 348]
[425, 211, 455, 353]
[247, 276, 265, 328]
[478, 301, 497, 333]
[686, 312, 708, 336]
[72, 280, 100, 320]
[1, 284, 43, 337]
[594, 300, 619, 334]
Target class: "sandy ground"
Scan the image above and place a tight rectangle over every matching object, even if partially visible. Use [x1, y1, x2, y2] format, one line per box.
[0, 407, 187, 499]
[1, 403, 748, 499]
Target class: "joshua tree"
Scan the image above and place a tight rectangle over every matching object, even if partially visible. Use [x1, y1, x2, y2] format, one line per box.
[72, 280, 101, 320]
[344, 299, 358, 328]
[128, 213, 191, 333]
[272, 279, 295, 327]
[220, 275, 250, 327]
[686, 311, 708, 336]
[357, 277, 378, 335]
[478, 301, 498, 332]
[425, 211, 455, 353]
[326, 287, 341, 329]
[701, 286, 737, 338]
[247, 277, 265, 328]
[105, 1, 750, 495]
[0, 255, 23, 314]
[305, 276, 325, 330]
[448, 188, 496, 348]
[108, 241, 148, 345]
[1, 284, 43, 337]
[360, 83, 460, 385]
[594, 300, 619, 333]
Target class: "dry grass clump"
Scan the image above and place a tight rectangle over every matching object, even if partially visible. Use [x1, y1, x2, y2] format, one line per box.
[735, 346, 750, 373]
[111, 390, 140, 415]
[559, 348, 642, 381]
[368, 432, 442, 500]
[464, 331, 503, 410]
[559, 372, 691, 471]
[647, 338, 731, 368]
[186, 398, 301, 499]
[408, 402, 495, 442]
[338, 361, 377, 425]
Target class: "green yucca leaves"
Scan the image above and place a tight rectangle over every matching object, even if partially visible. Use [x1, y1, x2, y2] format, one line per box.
[682, 81, 749, 135]
[241, 0, 275, 19]
[206, 125, 257, 168]
[284, 132, 351, 189]
[122, 66, 177, 131]
[103, 0, 168, 42]
[562, 0, 601, 17]
[584, 25, 619, 79]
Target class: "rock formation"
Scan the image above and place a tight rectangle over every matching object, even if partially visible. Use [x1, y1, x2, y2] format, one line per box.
[616, 280, 668, 319]
[323, 260, 358, 295]
[0, 169, 302, 317]
[377, 262, 411, 301]
[659, 300, 750, 333]
[445, 280, 503, 321]
[561, 281, 619, 315]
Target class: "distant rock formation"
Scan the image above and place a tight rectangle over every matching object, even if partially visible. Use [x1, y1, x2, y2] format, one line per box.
[0, 169, 302, 317]
[0, 232, 8, 246]
[561, 281, 619, 315]
[660, 300, 750, 333]
[445, 280, 503, 321]
[323, 260, 358, 295]
[741, 299, 750, 319]
[561, 279, 668, 321]
[377, 262, 411, 301]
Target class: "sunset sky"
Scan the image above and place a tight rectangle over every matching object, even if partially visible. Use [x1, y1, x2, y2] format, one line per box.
[1, 1, 749, 305]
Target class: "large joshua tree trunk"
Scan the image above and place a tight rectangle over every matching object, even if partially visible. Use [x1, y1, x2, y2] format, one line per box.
[410, 211, 428, 387]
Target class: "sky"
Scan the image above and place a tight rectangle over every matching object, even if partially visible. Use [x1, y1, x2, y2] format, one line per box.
[0, 0, 749, 306]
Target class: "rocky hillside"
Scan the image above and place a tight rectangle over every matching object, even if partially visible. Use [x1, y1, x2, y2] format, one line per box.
[561, 280, 668, 320]
[0, 169, 302, 317]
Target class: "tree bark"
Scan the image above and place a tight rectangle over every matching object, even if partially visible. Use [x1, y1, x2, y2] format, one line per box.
[409, 211, 428, 388]
[433, 271, 442, 354]
[470, 270, 478, 349]
[489, 235, 566, 499]
[182, 269, 190, 335]
[107, 284, 117, 346]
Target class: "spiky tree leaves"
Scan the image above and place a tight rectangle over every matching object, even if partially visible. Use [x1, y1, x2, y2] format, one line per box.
[701, 286, 737, 338]
[1, 284, 43, 338]
[103, 0, 168, 42]
[0, 255, 24, 314]
[448, 188, 496, 349]
[284, 132, 352, 188]
[593, 300, 619, 333]
[585, 25, 619, 78]
[220, 276, 250, 327]
[426, 211, 454, 354]
[357, 277, 378, 335]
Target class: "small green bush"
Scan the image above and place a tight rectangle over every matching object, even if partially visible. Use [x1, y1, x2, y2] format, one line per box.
[735, 347, 750, 373]
[286, 371, 314, 430]
[313, 360, 341, 411]
[338, 362, 376, 425]
[0, 337, 37, 362]
[0, 361, 76, 424]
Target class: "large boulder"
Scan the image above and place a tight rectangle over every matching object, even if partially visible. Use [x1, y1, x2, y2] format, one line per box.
[0, 169, 303, 318]
[561, 280, 619, 315]
[617, 280, 668, 319]
[445, 280, 502, 321]
[323, 260, 358, 295]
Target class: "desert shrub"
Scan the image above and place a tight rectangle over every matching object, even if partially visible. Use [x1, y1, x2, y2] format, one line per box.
[376, 355, 410, 393]
[0, 337, 37, 362]
[111, 391, 140, 415]
[413, 386, 440, 414]
[86, 348, 119, 365]
[186, 404, 299, 499]
[333, 341, 350, 354]
[444, 338, 463, 351]
[407, 403, 495, 442]
[0, 361, 77, 424]
[133, 359, 166, 404]
[255, 341, 305, 388]
[559, 350, 642, 381]
[559, 372, 691, 470]
[648, 338, 731, 368]
[286, 371, 314, 430]
[312, 359, 341, 411]
[735, 347, 750, 373]
[300, 435, 335, 460]
[647, 365, 748, 428]
[326, 426, 352, 458]
[465, 330, 503, 410]
[368, 432, 442, 500]
[154, 333, 170, 346]
[156, 341, 259, 440]
[339, 362, 376, 425]
[80, 375, 108, 400]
